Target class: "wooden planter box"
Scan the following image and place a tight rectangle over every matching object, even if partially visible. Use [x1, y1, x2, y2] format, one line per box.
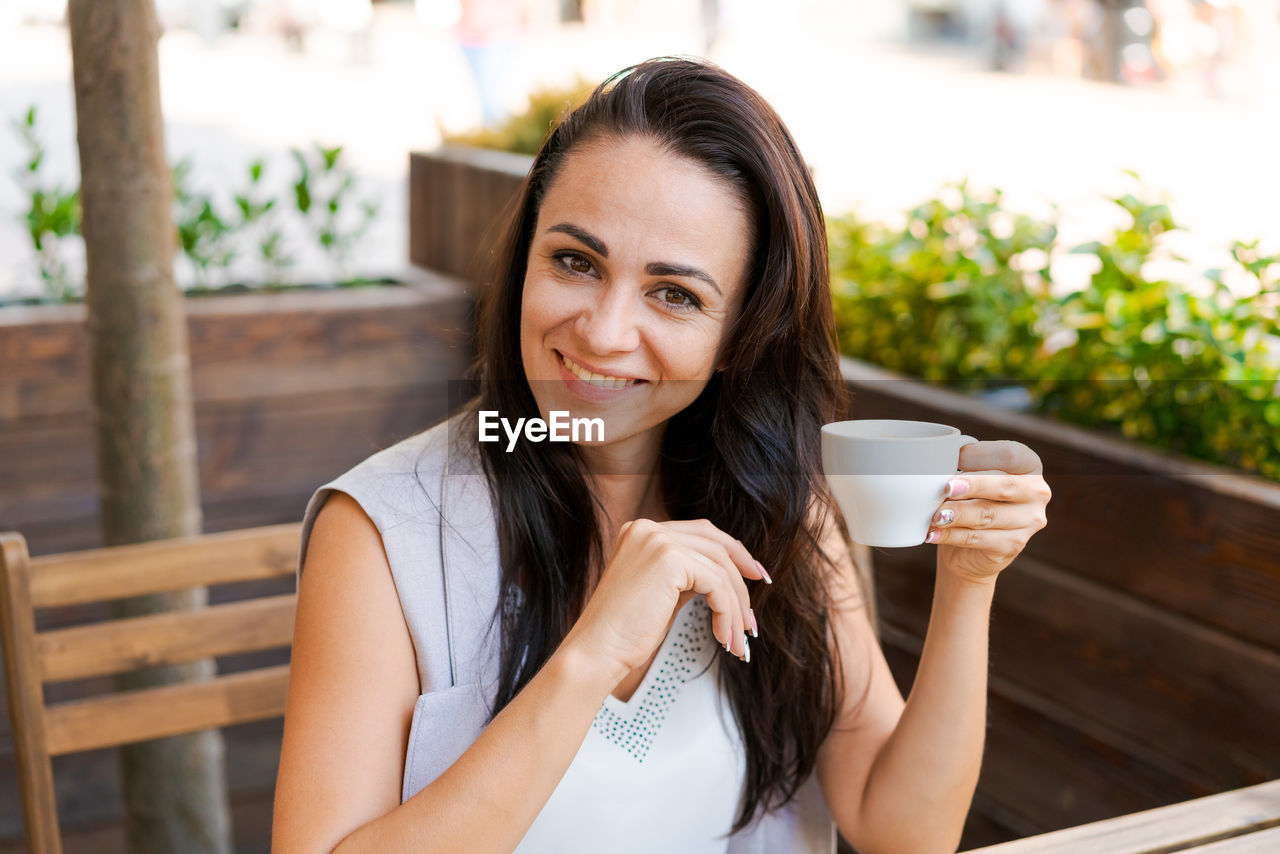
[840, 358, 1280, 849]
[1, 269, 474, 557]
[409, 146, 531, 282]
[0, 269, 474, 852]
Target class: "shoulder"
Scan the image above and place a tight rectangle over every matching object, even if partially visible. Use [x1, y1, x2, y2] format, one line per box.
[339, 406, 481, 487]
[298, 406, 485, 578]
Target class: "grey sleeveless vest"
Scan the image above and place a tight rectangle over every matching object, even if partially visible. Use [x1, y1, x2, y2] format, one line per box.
[297, 412, 837, 853]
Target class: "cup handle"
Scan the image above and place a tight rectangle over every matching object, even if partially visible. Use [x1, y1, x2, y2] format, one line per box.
[957, 434, 978, 472]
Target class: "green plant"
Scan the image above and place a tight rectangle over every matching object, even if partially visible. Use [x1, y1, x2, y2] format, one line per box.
[172, 157, 238, 288]
[290, 144, 378, 283]
[443, 78, 596, 155]
[234, 158, 294, 288]
[9, 104, 381, 302]
[1033, 183, 1280, 477]
[829, 180, 1058, 386]
[828, 175, 1280, 481]
[11, 106, 82, 301]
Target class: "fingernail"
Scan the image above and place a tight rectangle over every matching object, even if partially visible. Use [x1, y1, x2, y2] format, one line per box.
[724, 636, 732, 654]
[756, 560, 772, 584]
[945, 478, 969, 498]
[926, 529, 940, 544]
[742, 635, 751, 663]
[936, 508, 955, 526]
[747, 608, 758, 638]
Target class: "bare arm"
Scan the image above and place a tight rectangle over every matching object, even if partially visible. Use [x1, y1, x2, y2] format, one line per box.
[334, 640, 619, 853]
[817, 441, 1049, 853]
[847, 571, 993, 853]
[272, 492, 624, 854]
[813, 512, 990, 854]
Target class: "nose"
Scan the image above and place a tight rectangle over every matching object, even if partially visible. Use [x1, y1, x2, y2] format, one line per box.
[574, 283, 640, 355]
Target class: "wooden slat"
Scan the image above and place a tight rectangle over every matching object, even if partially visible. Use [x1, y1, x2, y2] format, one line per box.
[879, 639, 1202, 838]
[841, 358, 1280, 652]
[875, 551, 1280, 788]
[27, 525, 299, 608]
[2, 385, 448, 546]
[43, 665, 290, 756]
[962, 779, 1280, 853]
[408, 148, 526, 278]
[1190, 825, 1280, 853]
[36, 594, 296, 682]
[0, 277, 471, 421]
[0, 533, 63, 854]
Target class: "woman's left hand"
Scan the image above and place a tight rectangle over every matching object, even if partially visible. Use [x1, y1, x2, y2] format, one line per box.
[926, 440, 1051, 585]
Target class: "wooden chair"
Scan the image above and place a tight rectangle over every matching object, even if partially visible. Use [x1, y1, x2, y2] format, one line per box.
[0, 524, 301, 854]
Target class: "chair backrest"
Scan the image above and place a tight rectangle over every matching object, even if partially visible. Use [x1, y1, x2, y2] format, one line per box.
[0, 524, 301, 854]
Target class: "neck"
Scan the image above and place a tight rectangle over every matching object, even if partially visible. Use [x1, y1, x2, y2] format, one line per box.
[577, 426, 668, 565]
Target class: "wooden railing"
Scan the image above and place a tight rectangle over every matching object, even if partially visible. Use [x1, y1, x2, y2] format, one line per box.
[963, 779, 1280, 853]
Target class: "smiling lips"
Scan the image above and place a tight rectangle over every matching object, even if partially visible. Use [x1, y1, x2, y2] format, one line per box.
[560, 352, 644, 389]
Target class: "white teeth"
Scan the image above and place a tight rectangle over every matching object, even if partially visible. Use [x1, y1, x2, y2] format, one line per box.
[561, 354, 637, 388]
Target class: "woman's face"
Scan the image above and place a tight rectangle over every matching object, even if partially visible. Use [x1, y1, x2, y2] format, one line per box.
[520, 136, 752, 466]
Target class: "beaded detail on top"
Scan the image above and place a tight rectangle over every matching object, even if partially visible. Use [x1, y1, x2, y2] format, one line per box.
[590, 596, 714, 763]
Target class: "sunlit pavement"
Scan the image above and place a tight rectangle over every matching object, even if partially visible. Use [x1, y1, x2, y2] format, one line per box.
[1, 0, 1277, 299]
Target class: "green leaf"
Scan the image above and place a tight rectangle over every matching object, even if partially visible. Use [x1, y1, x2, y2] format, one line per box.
[294, 179, 311, 214]
[290, 147, 310, 182]
[319, 144, 342, 171]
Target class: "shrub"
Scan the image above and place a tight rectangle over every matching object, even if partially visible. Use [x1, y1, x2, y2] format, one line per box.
[828, 177, 1280, 481]
[442, 78, 596, 156]
[829, 180, 1055, 386]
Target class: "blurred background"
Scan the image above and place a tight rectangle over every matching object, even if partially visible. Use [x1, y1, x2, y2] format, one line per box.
[2, 0, 1278, 301]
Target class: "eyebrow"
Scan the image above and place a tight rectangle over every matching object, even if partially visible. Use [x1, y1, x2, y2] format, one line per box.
[545, 222, 723, 296]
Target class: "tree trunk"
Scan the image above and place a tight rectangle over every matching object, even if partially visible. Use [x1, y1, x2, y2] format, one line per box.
[1095, 0, 1127, 84]
[66, 2, 232, 853]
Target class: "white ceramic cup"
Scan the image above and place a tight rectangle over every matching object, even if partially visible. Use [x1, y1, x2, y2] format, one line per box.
[821, 419, 978, 548]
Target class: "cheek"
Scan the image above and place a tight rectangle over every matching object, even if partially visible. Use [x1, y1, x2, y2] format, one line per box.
[520, 277, 556, 342]
[651, 323, 723, 377]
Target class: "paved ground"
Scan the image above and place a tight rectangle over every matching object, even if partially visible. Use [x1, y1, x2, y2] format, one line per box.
[1, 0, 1277, 300]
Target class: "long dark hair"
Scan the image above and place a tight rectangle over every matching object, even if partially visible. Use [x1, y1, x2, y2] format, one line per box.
[467, 57, 856, 834]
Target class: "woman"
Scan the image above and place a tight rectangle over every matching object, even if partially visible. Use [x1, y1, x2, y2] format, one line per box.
[273, 58, 1051, 853]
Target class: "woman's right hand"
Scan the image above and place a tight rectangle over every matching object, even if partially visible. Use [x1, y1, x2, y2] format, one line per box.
[561, 518, 770, 682]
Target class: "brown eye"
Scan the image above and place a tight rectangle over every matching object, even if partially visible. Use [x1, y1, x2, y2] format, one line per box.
[658, 287, 701, 311]
[568, 255, 592, 274]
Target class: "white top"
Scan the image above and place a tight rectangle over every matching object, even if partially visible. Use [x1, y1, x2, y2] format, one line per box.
[299, 417, 836, 853]
[515, 595, 748, 853]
